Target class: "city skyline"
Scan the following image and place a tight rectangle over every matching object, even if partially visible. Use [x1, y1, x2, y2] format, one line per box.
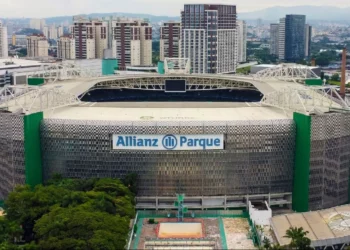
[1, 0, 350, 18]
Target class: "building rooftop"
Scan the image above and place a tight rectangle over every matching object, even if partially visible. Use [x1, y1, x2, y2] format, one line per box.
[271, 204, 350, 247]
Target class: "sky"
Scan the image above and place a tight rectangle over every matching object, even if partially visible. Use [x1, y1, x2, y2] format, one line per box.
[1, 0, 350, 18]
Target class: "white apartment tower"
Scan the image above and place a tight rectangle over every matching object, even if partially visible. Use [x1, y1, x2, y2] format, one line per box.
[57, 26, 64, 38]
[278, 18, 286, 60]
[237, 20, 247, 63]
[43, 26, 49, 39]
[160, 22, 181, 61]
[57, 35, 75, 59]
[0, 22, 8, 58]
[26, 35, 49, 58]
[49, 26, 57, 40]
[73, 17, 108, 59]
[181, 4, 237, 74]
[111, 18, 152, 69]
[29, 19, 41, 30]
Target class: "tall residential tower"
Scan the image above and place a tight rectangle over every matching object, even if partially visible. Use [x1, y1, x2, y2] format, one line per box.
[72, 17, 108, 59]
[26, 34, 49, 58]
[160, 21, 181, 61]
[0, 21, 8, 58]
[181, 4, 237, 74]
[111, 18, 152, 69]
[237, 20, 247, 63]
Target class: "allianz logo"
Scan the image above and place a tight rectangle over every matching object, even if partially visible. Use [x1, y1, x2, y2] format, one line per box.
[115, 135, 222, 150]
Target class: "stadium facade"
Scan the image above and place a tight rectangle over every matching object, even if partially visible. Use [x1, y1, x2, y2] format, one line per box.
[0, 64, 350, 212]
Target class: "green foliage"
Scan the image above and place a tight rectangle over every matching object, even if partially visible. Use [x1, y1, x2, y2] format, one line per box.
[1, 178, 135, 249]
[284, 227, 312, 250]
[133, 224, 138, 234]
[34, 206, 129, 250]
[253, 48, 278, 64]
[314, 50, 338, 66]
[148, 218, 155, 224]
[236, 66, 251, 75]
[331, 73, 340, 81]
[262, 237, 271, 249]
[123, 173, 139, 195]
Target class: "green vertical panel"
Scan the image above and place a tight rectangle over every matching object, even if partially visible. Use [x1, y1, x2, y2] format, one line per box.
[102, 59, 118, 75]
[292, 112, 311, 212]
[28, 78, 44, 86]
[24, 112, 43, 187]
[157, 61, 165, 74]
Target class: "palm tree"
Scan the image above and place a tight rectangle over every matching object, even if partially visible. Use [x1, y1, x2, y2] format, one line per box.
[284, 227, 311, 250]
[262, 237, 271, 249]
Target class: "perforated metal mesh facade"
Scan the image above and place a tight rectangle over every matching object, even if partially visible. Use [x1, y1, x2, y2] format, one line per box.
[0, 112, 25, 199]
[309, 113, 350, 210]
[41, 119, 295, 197]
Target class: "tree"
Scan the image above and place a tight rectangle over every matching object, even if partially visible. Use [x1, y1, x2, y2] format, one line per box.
[331, 73, 340, 82]
[123, 173, 139, 195]
[284, 227, 312, 250]
[34, 206, 129, 250]
[262, 237, 271, 249]
[2, 178, 135, 249]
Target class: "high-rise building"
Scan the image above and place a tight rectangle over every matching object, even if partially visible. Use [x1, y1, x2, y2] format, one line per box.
[95, 22, 108, 59]
[269, 23, 279, 56]
[57, 26, 64, 38]
[0, 21, 8, 58]
[49, 25, 57, 40]
[278, 18, 285, 61]
[40, 19, 46, 30]
[237, 20, 247, 63]
[181, 4, 237, 74]
[43, 26, 49, 39]
[285, 15, 306, 62]
[29, 19, 42, 30]
[57, 35, 75, 59]
[26, 34, 49, 58]
[111, 18, 152, 69]
[160, 21, 181, 61]
[73, 17, 108, 59]
[305, 24, 312, 58]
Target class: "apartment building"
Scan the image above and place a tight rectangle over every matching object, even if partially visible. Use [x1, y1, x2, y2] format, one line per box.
[57, 26, 64, 38]
[270, 23, 279, 56]
[237, 20, 247, 63]
[0, 21, 8, 58]
[49, 26, 58, 40]
[26, 35, 49, 58]
[278, 18, 286, 61]
[73, 17, 108, 59]
[160, 21, 181, 61]
[57, 35, 75, 59]
[305, 24, 312, 58]
[181, 4, 237, 74]
[111, 18, 152, 69]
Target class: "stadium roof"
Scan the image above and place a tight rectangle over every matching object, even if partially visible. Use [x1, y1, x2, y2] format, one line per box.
[47, 105, 287, 121]
[0, 63, 349, 116]
[271, 204, 350, 247]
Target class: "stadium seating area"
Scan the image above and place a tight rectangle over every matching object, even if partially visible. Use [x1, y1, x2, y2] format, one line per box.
[81, 89, 263, 102]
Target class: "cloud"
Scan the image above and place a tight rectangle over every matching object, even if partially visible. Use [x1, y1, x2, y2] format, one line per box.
[0, 0, 349, 18]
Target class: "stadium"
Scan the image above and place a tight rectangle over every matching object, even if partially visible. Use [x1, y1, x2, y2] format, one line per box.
[0, 60, 350, 215]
